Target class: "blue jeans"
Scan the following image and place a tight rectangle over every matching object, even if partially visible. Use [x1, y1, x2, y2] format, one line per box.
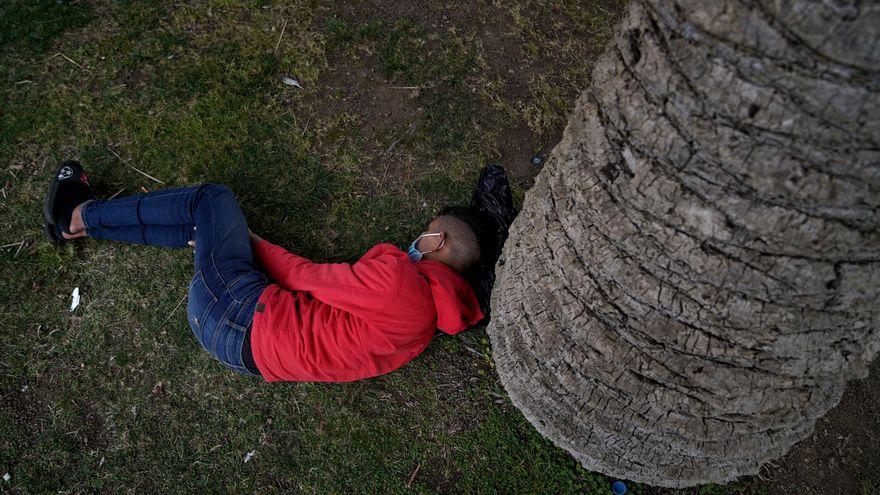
[81, 184, 267, 376]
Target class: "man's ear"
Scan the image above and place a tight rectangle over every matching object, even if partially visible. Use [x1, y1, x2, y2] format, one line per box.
[439, 230, 450, 248]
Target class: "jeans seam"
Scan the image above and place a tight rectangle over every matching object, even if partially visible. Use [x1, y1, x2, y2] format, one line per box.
[211, 298, 239, 361]
[227, 273, 251, 306]
[238, 336, 248, 376]
[212, 252, 247, 304]
[224, 319, 248, 332]
[134, 196, 143, 225]
[190, 271, 217, 346]
[232, 291, 247, 322]
[227, 273, 248, 290]
[81, 201, 94, 229]
[223, 320, 255, 376]
[192, 270, 217, 301]
[226, 323, 241, 371]
[237, 288, 261, 324]
[84, 189, 196, 229]
[231, 289, 260, 373]
[203, 187, 234, 301]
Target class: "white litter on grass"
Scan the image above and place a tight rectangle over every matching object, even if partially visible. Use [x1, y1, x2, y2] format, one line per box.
[70, 287, 80, 312]
[281, 76, 302, 89]
[243, 449, 257, 463]
[3, 473, 10, 482]
[20, 384, 28, 393]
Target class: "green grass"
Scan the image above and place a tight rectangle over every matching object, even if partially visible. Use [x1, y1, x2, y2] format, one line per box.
[0, 1, 761, 493]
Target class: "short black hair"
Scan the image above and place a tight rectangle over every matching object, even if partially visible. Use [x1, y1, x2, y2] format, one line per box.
[431, 215, 478, 273]
[436, 206, 495, 273]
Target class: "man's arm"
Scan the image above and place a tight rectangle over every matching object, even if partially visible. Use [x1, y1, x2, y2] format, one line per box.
[250, 233, 401, 318]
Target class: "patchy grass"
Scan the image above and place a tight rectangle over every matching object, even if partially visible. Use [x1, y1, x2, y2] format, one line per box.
[858, 464, 880, 495]
[0, 1, 628, 493]
[0, 1, 793, 494]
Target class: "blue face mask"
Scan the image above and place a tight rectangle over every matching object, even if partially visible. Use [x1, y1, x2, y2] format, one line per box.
[407, 232, 444, 262]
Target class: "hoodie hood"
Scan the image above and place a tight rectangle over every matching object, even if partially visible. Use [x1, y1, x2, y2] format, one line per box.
[414, 260, 484, 334]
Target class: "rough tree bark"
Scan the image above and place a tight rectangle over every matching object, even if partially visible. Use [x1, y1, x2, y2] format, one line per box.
[488, 0, 879, 487]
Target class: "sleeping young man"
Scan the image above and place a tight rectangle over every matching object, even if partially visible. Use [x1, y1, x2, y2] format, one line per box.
[44, 161, 485, 381]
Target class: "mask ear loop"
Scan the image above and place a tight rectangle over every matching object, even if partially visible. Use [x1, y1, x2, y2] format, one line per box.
[418, 232, 445, 255]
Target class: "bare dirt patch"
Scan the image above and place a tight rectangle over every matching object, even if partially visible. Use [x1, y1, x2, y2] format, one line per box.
[766, 359, 880, 495]
[310, 56, 424, 194]
[315, 0, 609, 188]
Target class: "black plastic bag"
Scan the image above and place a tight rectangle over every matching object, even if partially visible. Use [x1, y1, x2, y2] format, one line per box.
[435, 165, 517, 325]
[462, 165, 519, 322]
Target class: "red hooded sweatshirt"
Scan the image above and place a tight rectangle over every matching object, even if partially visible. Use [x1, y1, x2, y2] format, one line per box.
[249, 240, 484, 382]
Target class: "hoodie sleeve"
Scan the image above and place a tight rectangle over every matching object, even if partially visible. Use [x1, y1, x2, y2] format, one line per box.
[252, 240, 401, 318]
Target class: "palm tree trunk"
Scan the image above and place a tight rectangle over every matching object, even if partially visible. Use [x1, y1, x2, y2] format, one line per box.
[488, 0, 879, 487]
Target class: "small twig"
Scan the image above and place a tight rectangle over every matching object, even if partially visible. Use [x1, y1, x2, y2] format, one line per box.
[158, 293, 188, 329]
[274, 19, 287, 55]
[14, 240, 26, 257]
[382, 122, 417, 156]
[300, 117, 311, 137]
[1, 241, 24, 249]
[106, 146, 166, 184]
[379, 161, 391, 187]
[406, 463, 421, 488]
[1, 188, 6, 199]
[462, 345, 483, 358]
[391, 81, 436, 91]
[383, 139, 402, 156]
[58, 52, 86, 71]
[108, 188, 126, 200]
[15, 80, 32, 85]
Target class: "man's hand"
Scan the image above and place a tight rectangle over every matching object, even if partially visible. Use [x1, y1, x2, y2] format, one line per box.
[187, 226, 197, 249]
